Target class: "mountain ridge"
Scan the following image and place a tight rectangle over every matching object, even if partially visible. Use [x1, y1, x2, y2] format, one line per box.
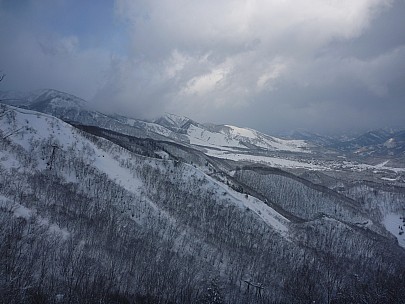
[0, 89, 313, 153]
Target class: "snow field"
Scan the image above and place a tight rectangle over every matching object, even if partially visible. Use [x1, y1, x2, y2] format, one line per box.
[383, 213, 405, 248]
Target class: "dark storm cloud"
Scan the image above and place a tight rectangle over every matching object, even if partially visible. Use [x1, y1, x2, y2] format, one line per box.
[1, 0, 404, 134]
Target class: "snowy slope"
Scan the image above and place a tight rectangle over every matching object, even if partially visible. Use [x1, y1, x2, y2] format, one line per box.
[152, 113, 311, 153]
[0, 103, 290, 237]
[187, 124, 243, 148]
[186, 120, 310, 153]
[187, 163, 290, 235]
[206, 149, 327, 170]
[2, 102, 405, 303]
[0, 104, 143, 192]
[383, 213, 405, 248]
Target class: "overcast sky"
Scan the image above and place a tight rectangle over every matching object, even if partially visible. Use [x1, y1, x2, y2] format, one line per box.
[0, 0, 404, 134]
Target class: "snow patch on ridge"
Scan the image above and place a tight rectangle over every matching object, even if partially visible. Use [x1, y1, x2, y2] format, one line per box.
[187, 123, 310, 153]
[225, 125, 257, 139]
[188, 124, 242, 148]
[383, 213, 405, 248]
[184, 164, 290, 236]
[206, 150, 326, 170]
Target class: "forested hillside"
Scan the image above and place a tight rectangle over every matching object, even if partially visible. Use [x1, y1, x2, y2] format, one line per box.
[1, 103, 405, 303]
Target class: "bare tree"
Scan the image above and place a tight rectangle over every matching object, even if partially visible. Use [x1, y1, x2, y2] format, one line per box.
[0, 72, 5, 82]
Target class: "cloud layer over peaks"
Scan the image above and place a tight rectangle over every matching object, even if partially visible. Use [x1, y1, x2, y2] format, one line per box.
[1, 0, 404, 134]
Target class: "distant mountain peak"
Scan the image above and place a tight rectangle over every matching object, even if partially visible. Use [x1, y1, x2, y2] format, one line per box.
[153, 113, 195, 130]
[0, 88, 88, 111]
[33, 89, 87, 107]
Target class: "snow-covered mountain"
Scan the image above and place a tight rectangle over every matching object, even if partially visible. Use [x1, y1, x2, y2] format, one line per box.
[3, 89, 405, 158]
[0, 89, 178, 141]
[1, 89, 108, 124]
[1, 101, 405, 302]
[188, 121, 309, 152]
[120, 112, 311, 153]
[2, 89, 405, 302]
[153, 112, 193, 132]
[0, 103, 291, 302]
[0, 90, 314, 154]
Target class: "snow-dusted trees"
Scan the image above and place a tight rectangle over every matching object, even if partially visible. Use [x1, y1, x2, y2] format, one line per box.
[233, 169, 368, 223]
[198, 277, 224, 304]
[1, 105, 405, 303]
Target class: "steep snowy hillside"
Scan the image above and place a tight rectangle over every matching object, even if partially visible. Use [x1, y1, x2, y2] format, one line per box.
[0, 103, 289, 302]
[1, 103, 405, 303]
[0, 105, 293, 240]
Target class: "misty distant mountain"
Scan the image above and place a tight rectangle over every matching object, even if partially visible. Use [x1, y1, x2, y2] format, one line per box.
[280, 129, 338, 146]
[0, 89, 312, 154]
[328, 129, 405, 157]
[153, 112, 194, 133]
[2, 89, 405, 160]
[0, 89, 176, 141]
[1, 89, 107, 124]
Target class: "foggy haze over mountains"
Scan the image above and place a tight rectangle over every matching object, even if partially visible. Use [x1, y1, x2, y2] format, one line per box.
[1, 0, 405, 134]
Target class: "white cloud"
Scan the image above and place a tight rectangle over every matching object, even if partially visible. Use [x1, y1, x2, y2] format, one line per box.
[256, 59, 288, 91]
[2, 0, 403, 132]
[181, 63, 230, 96]
[111, 0, 393, 112]
[164, 50, 190, 79]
